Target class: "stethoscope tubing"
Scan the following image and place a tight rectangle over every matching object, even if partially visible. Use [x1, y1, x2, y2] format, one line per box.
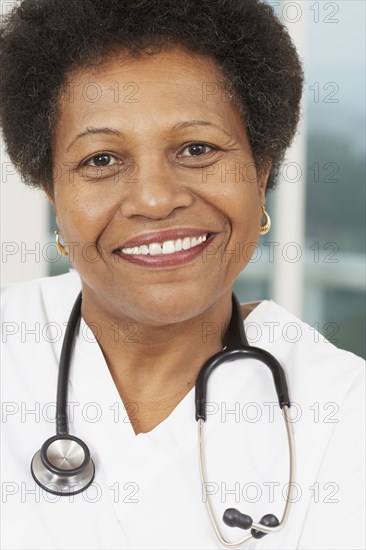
[194, 293, 294, 545]
[56, 291, 82, 435]
[195, 346, 291, 421]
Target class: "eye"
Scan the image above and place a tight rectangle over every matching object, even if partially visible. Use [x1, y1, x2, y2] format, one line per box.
[83, 153, 120, 168]
[179, 143, 218, 157]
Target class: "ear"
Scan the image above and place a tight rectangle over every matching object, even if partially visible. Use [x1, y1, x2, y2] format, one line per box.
[42, 185, 58, 226]
[257, 159, 273, 204]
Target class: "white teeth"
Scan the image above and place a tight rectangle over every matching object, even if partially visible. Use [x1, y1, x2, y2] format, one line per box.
[162, 241, 175, 254]
[120, 234, 209, 255]
[182, 237, 191, 250]
[149, 243, 163, 256]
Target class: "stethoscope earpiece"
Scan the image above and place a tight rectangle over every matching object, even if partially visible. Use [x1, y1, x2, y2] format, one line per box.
[31, 434, 95, 496]
[250, 514, 280, 539]
[223, 508, 280, 539]
[223, 508, 252, 530]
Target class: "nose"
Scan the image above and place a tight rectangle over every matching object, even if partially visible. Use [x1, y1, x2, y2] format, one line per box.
[119, 155, 194, 220]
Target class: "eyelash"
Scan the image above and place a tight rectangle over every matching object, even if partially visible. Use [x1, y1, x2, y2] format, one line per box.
[81, 142, 220, 168]
[179, 143, 220, 157]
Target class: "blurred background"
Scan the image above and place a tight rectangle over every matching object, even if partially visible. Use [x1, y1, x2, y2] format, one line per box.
[1, 0, 365, 358]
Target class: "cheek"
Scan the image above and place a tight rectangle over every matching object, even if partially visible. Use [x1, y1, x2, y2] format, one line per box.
[54, 185, 117, 242]
[226, 182, 261, 265]
[228, 179, 260, 229]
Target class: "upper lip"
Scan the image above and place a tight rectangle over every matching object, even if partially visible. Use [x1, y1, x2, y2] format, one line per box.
[114, 228, 216, 250]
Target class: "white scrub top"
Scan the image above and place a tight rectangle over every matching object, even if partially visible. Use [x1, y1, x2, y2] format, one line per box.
[1, 270, 365, 550]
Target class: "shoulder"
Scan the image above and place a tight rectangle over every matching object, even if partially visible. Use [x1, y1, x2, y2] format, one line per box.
[245, 298, 364, 365]
[1, 269, 82, 325]
[244, 298, 365, 404]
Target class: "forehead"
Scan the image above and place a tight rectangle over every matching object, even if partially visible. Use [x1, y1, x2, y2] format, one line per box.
[54, 46, 246, 147]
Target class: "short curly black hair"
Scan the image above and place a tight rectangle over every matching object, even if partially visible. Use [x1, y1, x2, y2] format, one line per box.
[0, 0, 304, 194]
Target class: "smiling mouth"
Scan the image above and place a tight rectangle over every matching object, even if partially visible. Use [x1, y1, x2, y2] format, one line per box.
[114, 233, 213, 256]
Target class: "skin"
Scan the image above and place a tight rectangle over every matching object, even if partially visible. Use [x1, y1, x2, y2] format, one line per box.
[46, 46, 272, 434]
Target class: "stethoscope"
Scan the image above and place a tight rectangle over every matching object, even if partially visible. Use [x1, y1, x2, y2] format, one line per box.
[31, 291, 295, 548]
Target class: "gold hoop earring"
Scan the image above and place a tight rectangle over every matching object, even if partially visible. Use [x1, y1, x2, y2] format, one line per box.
[259, 206, 271, 235]
[54, 230, 69, 256]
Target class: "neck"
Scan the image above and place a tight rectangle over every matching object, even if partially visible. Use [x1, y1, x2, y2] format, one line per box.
[80, 287, 239, 434]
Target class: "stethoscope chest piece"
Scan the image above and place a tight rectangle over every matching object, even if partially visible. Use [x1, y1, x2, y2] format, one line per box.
[31, 434, 95, 496]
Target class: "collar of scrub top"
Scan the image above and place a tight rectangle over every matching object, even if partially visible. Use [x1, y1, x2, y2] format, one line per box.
[31, 291, 295, 548]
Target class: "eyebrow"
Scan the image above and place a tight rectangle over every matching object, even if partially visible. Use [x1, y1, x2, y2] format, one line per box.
[173, 120, 233, 138]
[66, 127, 124, 153]
[65, 120, 233, 153]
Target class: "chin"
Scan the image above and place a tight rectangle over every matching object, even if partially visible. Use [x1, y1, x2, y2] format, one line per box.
[125, 288, 215, 327]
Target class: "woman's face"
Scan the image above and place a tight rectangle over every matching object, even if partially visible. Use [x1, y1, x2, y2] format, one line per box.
[49, 47, 270, 324]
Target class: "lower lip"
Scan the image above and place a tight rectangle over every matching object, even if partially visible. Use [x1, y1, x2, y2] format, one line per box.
[113, 235, 216, 268]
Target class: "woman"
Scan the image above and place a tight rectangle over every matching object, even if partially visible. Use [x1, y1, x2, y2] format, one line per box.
[0, 0, 364, 548]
